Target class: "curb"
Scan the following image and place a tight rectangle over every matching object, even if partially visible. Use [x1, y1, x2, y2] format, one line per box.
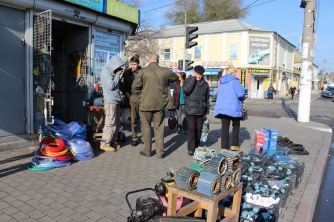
[293, 130, 332, 222]
[244, 95, 320, 105]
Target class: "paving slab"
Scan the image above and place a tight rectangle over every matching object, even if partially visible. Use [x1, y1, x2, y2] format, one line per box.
[0, 112, 331, 222]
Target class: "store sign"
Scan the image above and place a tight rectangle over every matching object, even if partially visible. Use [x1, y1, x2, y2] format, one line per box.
[201, 61, 233, 67]
[64, 0, 104, 12]
[240, 69, 246, 87]
[106, 0, 139, 24]
[248, 69, 270, 73]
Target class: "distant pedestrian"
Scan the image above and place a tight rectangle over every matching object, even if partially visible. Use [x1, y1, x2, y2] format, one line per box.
[100, 56, 127, 152]
[267, 83, 274, 99]
[120, 55, 142, 146]
[214, 66, 245, 151]
[132, 54, 178, 159]
[290, 86, 296, 99]
[183, 65, 210, 156]
[172, 72, 186, 134]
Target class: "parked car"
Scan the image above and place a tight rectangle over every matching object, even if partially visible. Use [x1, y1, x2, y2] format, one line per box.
[209, 87, 217, 102]
[321, 86, 334, 97]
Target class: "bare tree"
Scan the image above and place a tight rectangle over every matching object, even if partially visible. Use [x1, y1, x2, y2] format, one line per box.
[125, 16, 164, 66]
[165, 0, 249, 25]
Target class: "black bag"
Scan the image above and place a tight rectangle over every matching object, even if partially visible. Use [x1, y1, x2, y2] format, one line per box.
[241, 104, 248, 121]
[168, 110, 177, 130]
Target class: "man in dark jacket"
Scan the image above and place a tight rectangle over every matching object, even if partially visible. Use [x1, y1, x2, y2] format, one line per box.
[183, 65, 210, 156]
[132, 54, 178, 159]
[120, 55, 141, 146]
[289, 86, 296, 99]
[267, 83, 274, 99]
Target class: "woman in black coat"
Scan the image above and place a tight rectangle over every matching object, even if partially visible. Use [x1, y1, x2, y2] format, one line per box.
[183, 66, 210, 155]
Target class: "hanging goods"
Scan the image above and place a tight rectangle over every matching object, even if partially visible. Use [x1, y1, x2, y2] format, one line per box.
[203, 155, 228, 176]
[125, 188, 164, 222]
[175, 167, 199, 190]
[197, 172, 221, 197]
[168, 110, 177, 130]
[221, 150, 240, 172]
[200, 119, 210, 142]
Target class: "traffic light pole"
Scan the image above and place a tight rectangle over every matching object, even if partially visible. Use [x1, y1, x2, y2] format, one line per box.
[183, 10, 187, 72]
[297, 0, 316, 123]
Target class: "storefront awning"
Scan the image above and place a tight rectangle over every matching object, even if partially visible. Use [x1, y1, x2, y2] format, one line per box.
[187, 69, 222, 76]
[251, 73, 270, 78]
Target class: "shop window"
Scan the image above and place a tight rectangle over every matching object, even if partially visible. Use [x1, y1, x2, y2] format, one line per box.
[194, 46, 202, 60]
[164, 49, 170, 61]
[229, 44, 238, 59]
[211, 75, 218, 86]
[94, 30, 120, 80]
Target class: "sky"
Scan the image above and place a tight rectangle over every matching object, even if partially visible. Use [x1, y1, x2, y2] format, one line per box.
[138, 0, 334, 74]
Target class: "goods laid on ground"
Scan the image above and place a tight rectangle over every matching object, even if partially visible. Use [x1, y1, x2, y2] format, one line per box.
[28, 120, 93, 171]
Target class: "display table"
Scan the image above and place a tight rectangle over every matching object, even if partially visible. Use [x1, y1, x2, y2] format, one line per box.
[167, 184, 242, 222]
[88, 106, 104, 138]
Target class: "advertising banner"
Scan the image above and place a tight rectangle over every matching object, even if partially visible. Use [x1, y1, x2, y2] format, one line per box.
[64, 0, 104, 12]
[106, 0, 139, 24]
[249, 36, 270, 65]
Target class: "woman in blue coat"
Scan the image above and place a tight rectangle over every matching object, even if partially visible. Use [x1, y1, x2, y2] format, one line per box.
[214, 66, 245, 151]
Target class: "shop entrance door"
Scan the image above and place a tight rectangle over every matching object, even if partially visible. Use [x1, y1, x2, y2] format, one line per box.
[0, 5, 25, 137]
[251, 77, 259, 98]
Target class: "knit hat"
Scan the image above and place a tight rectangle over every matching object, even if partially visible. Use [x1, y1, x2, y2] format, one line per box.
[194, 65, 205, 75]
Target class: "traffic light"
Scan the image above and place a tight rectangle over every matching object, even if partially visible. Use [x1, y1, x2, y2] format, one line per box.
[185, 60, 194, 71]
[178, 59, 183, 70]
[185, 26, 198, 49]
[300, 0, 307, 8]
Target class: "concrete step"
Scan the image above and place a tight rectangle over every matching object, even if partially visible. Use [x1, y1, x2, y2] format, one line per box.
[0, 134, 39, 152]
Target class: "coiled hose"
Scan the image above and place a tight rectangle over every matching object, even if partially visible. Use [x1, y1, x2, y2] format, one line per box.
[66, 138, 94, 161]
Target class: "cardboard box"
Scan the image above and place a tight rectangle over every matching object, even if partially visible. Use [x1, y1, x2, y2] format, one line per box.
[254, 129, 265, 150]
[261, 129, 270, 151]
[264, 128, 278, 150]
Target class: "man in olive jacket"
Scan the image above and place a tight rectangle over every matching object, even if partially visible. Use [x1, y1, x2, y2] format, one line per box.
[132, 54, 178, 158]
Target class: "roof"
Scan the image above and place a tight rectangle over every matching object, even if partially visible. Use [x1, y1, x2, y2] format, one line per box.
[150, 19, 271, 38]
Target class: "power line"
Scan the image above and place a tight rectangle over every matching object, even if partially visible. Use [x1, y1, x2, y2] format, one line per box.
[142, 0, 183, 13]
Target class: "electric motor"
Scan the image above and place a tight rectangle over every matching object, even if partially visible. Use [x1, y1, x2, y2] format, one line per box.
[197, 172, 221, 197]
[221, 150, 240, 171]
[175, 167, 200, 190]
[220, 171, 233, 193]
[203, 156, 228, 176]
[231, 168, 241, 188]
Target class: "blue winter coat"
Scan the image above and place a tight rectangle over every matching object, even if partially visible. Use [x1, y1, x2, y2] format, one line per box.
[214, 74, 245, 118]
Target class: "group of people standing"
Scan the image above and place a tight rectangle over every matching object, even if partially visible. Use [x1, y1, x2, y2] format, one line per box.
[99, 53, 246, 158]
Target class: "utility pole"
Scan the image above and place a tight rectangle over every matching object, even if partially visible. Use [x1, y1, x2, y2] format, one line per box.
[297, 0, 317, 123]
[322, 59, 327, 87]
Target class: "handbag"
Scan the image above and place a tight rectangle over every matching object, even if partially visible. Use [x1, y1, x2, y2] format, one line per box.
[241, 103, 248, 121]
[168, 110, 177, 130]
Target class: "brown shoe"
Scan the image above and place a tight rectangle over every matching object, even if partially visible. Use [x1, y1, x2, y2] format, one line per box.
[100, 145, 116, 152]
[230, 146, 239, 151]
[110, 142, 121, 149]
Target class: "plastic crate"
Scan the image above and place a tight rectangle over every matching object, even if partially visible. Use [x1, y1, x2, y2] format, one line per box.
[255, 175, 293, 208]
[243, 187, 282, 215]
[291, 162, 305, 188]
[239, 206, 279, 222]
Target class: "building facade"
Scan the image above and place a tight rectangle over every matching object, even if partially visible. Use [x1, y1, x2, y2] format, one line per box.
[0, 0, 139, 139]
[153, 19, 295, 99]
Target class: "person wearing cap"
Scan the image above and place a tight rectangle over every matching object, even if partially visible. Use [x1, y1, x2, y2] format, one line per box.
[132, 53, 179, 159]
[214, 66, 245, 151]
[120, 55, 142, 146]
[183, 65, 210, 156]
[100, 55, 127, 152]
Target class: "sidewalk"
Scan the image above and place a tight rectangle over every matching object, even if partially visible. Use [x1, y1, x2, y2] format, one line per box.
[0, 114, 331, 221]
[245, 93, 321, 104]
